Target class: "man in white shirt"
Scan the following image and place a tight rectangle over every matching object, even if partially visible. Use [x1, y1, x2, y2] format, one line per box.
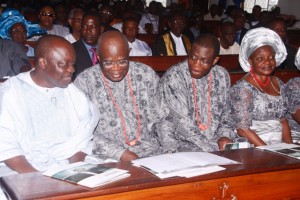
[0, 35, 99, 176]
[204, 4, 221, 21]
[139, 1, 159, 34]
[64, 8, 85, 43]
[219, 22, 240, 55]
[122, 17, 152, 56]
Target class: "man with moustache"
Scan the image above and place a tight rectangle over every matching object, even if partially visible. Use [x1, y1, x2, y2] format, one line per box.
[75, 31, 162, 162]
[0, 35, 99, 176]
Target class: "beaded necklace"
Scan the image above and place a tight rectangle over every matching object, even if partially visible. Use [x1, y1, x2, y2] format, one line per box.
[102, 73, 141, 146]
[250, 72, 280, 95]
[250, 67, 270, 87]
[192, 72, 212, 131]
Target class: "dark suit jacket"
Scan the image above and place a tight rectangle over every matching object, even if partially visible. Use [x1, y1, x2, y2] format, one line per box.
[236, 27, 248, 44]
[73, 39, 93, 78]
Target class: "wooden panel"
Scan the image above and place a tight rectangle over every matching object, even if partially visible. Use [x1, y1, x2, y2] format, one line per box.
[81, 169, 300, 200]
[2, 149, 300, 200]
[130, 56, 187, 72]
[137, 34, 157, 48]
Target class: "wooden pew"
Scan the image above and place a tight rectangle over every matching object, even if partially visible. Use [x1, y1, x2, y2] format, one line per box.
[130, 56, 187, 75]
[218, 54, 241, 70]
[137, 34, 157, 48]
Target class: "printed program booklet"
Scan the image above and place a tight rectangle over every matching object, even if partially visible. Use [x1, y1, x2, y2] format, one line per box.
[43, 162, 130, 188]
[132, 152, 240, 179]
[256, 143, 300, 160]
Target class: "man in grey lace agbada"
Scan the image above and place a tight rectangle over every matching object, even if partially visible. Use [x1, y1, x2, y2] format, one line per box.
[157, 33, 234, 153]
[75, 31, 162, 161]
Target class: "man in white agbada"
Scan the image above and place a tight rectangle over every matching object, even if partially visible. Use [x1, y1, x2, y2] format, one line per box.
[0, 35, 100, 176]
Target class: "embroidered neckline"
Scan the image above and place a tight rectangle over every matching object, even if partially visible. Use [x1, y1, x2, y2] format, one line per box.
[102, 73, 141, 146]
[192, 72, 212, 131]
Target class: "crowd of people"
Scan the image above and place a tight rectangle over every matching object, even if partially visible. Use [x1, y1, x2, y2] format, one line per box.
[0, 0, 299, 187]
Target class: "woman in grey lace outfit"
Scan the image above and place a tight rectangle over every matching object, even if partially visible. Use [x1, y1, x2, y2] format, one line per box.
[283, 48, 300, 143]
[223, 27, 292, 146]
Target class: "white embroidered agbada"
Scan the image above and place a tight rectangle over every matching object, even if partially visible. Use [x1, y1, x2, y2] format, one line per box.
[0, 72, 100, 174]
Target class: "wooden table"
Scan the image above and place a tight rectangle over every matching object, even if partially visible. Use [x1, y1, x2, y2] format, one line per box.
[1, 148, 300, 200]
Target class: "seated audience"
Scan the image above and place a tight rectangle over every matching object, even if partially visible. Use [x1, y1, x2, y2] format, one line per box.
[139, 1, 159, 34]
[75, 31, 162, 161]
[157, 33, 233, 153]
[247, 5, 261, 29]
[183, 13, 209, 43]
[152, 12, 191, 56]
[29, 5, 70, 41]
[233, 14, 248, 44]
[267, 18, 297, 69]
[122, 17, 152, 56]
[54, 3, 69, 27]
[204, 4, 221, 21]
[99, 5, 118, 32]
[0, 35, 99, 176]
[219, 22, 240, 55]
[0, 39, 30, 79]
[73, 12, 103, 77]
[0, 8, 46, 57]
[283, 48, 300, 143]
[64, 8, 85, 43]
[221, 27, 292, 146]
[112, 10, 146, 34]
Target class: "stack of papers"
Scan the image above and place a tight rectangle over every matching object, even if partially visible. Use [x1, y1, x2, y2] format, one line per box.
[132, 152, 240, 179]
[43, 162, 130, 188]
[257, 143, 300, 160]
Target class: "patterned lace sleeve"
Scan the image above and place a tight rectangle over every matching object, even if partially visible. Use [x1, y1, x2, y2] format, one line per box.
[230, 82, 253, 130]
[284, 78, 300, 114]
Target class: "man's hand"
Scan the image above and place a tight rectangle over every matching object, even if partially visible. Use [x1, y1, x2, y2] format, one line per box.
[120, 150, 139, 161]
[218, 137, 234, 150]
[4, 156, 38, 173]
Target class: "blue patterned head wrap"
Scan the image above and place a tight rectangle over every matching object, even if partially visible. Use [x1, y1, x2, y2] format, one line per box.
[295, 47, 300, 70]
[239, 27, 287, 72]
[0, 8, 46, 40]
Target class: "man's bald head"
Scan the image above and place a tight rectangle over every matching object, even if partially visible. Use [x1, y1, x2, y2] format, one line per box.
[97, 31, 130, 82]
[97, 31, 129, 58]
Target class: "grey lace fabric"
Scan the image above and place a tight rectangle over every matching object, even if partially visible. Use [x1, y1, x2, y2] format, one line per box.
[295, 47, 300, 70]
[221, 79, 287, 131]
[239, 27, 287, 72]
[284, 77, 300, 142]
[157, 61, 232, 152]
[74, 62, 162, 160]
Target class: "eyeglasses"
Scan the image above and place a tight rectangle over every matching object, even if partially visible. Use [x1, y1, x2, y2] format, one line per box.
[172, 20, 185, 25]
[11, 29, 27, 34]
[71, 18, 82, 22]
[99, 11, 112, 16]
[82, 25, 100, 31]
[188, 54, 214, 66]
[40, 12, 55, 18]
[102, 59, 128, 68]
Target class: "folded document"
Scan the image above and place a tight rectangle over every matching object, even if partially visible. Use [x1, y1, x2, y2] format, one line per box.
[132, 152, 240, 179]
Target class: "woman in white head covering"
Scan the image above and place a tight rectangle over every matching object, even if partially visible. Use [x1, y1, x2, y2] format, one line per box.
[221, 27, 292, 146]
[283, 48, 300, 143]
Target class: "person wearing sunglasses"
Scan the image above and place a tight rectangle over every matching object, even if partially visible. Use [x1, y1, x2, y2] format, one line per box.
[75, 31, 162, 162]
[29, 5, 70, 41]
